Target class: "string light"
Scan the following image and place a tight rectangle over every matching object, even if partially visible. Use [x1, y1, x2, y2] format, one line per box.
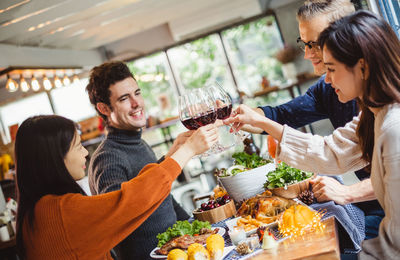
[62, 75, 71, 86]
[72, 74, 80, 86]
[2, 68, 82, 92]
[54, 75, 63, 88]
[43, 75, 52, 91]
[31, 76, 40, 91]
[6, 74, 18, 92]
[20, 74, 30, 92]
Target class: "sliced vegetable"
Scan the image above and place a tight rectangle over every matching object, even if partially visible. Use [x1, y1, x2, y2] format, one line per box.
[226, 165, 246, 176]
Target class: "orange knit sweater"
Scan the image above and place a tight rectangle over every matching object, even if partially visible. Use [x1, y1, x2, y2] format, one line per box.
[22, 158, 181, 260]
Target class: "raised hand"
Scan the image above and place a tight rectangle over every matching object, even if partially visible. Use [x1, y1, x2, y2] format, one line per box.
[185, 124, 219, 155]
[165, 131, 194, 157]
[170, 124, 219, 169]
[223, 104, 266, 131]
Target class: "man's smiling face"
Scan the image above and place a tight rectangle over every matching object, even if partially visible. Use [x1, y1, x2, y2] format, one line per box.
[106, 77, 146, 131]
[298, 15, 330, 75]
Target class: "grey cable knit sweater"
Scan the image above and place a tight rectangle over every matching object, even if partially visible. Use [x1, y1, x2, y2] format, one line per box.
[88, 127, 189, 260]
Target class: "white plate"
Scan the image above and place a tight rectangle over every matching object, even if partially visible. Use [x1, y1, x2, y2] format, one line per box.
[225, 217, 277, 236]
[150, 247, 166, 259]
[212, 226, 226, 237]
[149, 227, 226, 259]
[150, 245, 235, 259]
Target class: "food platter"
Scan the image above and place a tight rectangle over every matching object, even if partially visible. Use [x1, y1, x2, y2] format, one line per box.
[225, 217, 278, 236]
[149, 227, 226, 259]
[150, 245, 236, 259]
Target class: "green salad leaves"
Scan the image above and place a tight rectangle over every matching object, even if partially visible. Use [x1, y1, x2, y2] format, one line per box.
[215, 152, 272, 177]
[232, 152, 271, 169]
[156, 220, 211, 247]
[264, 162, 313, 189]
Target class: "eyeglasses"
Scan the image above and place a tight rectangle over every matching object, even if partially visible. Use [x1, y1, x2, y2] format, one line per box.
[296, 37, 321, 52]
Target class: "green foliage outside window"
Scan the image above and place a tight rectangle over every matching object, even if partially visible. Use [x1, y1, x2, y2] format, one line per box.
[167, 34, 238, 99]
[222, 16, 285, 99]
[127, 52, 179, 119]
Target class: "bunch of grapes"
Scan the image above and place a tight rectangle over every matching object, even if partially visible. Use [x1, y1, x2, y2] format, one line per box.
[199, 195, 231, 212]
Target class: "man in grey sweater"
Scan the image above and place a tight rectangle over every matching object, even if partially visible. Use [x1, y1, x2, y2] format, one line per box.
[86, 61, 190, 260]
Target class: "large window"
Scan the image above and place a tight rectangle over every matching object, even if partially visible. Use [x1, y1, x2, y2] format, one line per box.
[0, 78, 95, 144]
[127, 52, 180, 121]
[50, 78, 96, 122]
[0, 93, 54, 143]
[222, 16, 285, 96]
[378, 0, 400, 38]
[167, 34, 238, 99]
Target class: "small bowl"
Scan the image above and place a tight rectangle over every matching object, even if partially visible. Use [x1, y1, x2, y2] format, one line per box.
[193, 200, 236, 224]
[269, 174, 314, 199]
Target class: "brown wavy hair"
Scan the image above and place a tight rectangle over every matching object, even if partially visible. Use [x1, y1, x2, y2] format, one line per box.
[86, 61, 136, 123]
[318, 10, 400, 162]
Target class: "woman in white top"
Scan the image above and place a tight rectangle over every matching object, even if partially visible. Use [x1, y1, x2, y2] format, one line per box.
[225, 11, 400, 260]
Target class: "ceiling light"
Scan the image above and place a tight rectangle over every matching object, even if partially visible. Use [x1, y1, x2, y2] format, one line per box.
[6, 74, 18, 92]
[20, 74, 30, 92]
[0, 0, 30, 15]
[43, 75, 52, 91]
[31, 76, 40, 91]
[62, 75, 71, 86]
[72, 74, 80, 85]
[54, 75, 63, 88]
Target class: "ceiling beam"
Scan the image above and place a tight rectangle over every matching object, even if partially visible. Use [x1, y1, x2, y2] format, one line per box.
[36, 0, 163, 47]
[53, 0, 232, 50]
[7, 0, 141, 46]
[0, 43, 104, 68]
[0, 0, 112, 42]
[76, 0, 261, 50]
[0, 0, 30, 11]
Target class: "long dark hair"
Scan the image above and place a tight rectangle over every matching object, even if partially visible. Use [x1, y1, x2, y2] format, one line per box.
[15, 115, 86, 258]
[318, 10, 400, 162]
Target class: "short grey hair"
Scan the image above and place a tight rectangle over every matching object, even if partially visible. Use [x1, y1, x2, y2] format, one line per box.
[297, 0, 355, 22]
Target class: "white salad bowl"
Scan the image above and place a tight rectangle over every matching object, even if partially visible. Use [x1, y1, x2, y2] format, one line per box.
[218, 163, 275, 202]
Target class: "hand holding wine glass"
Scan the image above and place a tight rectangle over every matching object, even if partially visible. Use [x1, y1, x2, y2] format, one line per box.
[178, 89, 218, 156]
[208, 82, 250, 142]
[223, 104, 266, 130]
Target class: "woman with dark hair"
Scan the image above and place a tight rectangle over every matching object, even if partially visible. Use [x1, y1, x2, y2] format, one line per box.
[15, 115, 218, 259]
[224, 10, 400, 259]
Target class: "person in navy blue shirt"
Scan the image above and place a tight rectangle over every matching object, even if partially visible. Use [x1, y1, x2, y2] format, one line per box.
[248, 0, 384, 241]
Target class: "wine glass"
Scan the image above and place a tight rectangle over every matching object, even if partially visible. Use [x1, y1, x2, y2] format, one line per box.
[190, 88, 217, 128]
[178, 89, 217, 157]
[179, 92, 200, 130]
[208, 82, 250, 143]
[205, 84, 234, 151]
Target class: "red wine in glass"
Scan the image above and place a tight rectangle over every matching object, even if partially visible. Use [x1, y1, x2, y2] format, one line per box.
[181, 117, 200, 130]
[194, 110, 217, 126]
[216, 104, 232, 120]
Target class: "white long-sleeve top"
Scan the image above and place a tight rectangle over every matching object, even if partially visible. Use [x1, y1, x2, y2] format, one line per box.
[276, 103, 400, 260]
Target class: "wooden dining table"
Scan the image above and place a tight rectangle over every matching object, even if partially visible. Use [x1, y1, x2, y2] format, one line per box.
[248, 216, 340, 260]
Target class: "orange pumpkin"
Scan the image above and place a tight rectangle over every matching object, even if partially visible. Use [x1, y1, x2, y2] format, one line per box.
[279, 204, 324, 237]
